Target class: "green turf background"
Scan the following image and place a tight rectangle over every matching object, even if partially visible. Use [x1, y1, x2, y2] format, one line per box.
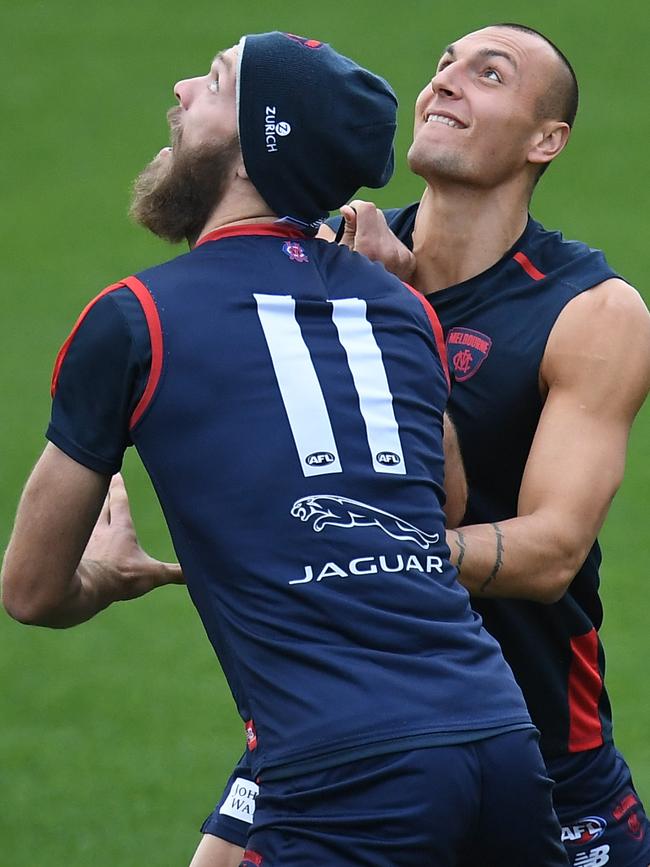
[2, 1, 648, 862]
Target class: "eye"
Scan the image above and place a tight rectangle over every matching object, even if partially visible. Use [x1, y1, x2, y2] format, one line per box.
[436, 59, 452, 74]
[208, 75, 219, 93]
[482, 68, 502, 83]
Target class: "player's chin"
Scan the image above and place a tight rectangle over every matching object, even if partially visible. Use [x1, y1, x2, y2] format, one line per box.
[406, 142, 432, 179]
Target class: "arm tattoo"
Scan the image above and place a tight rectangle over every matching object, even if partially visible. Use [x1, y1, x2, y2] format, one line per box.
[480, 522, 504, 592]
[454, 530, 466, 572]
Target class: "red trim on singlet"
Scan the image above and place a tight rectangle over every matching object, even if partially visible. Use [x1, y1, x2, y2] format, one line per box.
[195, 223, 308, 247]
[513, 251, 546, 282]
[567, 628, 604, 752]
[51, 276, 164, 431]
[403, 283, 451, 393]
[51, 280, 127, 397]
[122, 276, 164, 430]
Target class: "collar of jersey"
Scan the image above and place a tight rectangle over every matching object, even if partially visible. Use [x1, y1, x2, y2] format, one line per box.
[195, 223, 309, 248]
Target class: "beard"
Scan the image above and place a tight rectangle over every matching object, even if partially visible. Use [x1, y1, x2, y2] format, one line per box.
[130, 126, 240, 245]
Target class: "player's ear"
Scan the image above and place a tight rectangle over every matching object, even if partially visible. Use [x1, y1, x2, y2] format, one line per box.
[527, 120, 570, 169]
[235, 156, 249, 181]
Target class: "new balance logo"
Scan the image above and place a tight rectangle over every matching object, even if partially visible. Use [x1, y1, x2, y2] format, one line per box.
[574, 845, 610, 867]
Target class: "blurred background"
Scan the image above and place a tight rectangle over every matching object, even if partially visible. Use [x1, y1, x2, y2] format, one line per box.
[2, 0, 648, 863]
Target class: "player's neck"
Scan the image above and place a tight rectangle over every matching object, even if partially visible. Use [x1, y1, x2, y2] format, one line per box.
[410, 182, 529, 295]
[192, 185, 277, 247]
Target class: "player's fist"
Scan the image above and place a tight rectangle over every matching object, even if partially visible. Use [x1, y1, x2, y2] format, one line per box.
[339, 200, 416, 282]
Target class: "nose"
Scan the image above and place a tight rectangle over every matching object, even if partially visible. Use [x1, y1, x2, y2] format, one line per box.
[429, 64, 462, 99]
[174, 77, 196, 108]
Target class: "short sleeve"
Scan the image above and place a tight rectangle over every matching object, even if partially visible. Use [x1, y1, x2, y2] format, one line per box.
[47, 287, 150, 474]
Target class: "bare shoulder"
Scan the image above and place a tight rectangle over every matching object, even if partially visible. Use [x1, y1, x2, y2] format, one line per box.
[550, 277, 649, 340]
[542, 277, 650, 411]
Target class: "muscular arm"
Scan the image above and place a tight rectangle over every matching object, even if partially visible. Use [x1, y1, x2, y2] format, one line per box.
[2, 443, 181, 627]
[447, 278, 650, 603]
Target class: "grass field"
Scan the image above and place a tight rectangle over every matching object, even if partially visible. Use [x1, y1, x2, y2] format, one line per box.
[2, 1, 648, 863]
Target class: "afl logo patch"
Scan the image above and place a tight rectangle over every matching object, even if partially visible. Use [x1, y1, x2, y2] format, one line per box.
[376, 451, 401, 466]
[561, 816, 607, 845]
[446, 327, 492, 381]
[306, 451, 336, 467]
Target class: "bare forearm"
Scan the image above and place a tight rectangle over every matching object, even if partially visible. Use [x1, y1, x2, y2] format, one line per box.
[4, 541, 181, 629]
[2, 446, 181, 628]
[446, 514, 583, 604]
[11, 559, 129, 628]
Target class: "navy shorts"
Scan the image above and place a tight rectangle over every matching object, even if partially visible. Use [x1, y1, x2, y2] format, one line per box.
[552, 748, 650, 867]
[205, 742, 649, 866]
[213, 729, 569, 866]
[202, 756, 258, 848]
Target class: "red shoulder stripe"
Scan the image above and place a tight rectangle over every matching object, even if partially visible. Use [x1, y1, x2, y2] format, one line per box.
[403, 283, 451, 393]
[122, 276, 163, 430]
[567, 628, 604, 752]
[51, 281, 127, 397]
[513, 251, 546, 281]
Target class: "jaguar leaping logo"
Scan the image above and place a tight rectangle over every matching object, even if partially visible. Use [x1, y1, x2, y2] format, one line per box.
[291, 495, 439, 550]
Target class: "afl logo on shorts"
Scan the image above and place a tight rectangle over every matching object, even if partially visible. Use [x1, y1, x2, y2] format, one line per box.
[446, 327, 492, 382]
[561, 816, 607, 845]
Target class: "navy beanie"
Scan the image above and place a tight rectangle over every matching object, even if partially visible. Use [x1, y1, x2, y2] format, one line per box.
[237, 32, 397, 230]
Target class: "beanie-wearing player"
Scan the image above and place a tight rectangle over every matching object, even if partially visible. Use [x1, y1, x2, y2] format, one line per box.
[2, 33, 569, 867]
[194, 23, 650, 867]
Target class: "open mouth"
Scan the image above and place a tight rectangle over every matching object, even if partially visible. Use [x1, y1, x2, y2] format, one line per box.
[425, 113, 467, 130]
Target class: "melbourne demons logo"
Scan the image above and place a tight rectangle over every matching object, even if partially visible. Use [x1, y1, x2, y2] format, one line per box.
[291, 495, 439, 549]
[282, 240, 309, 263]
[446, 327, 492, 381]
[612, 791, 645, 841]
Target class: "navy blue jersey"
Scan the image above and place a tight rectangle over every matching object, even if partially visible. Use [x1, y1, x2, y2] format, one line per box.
[48, 224, 531, 779]
[327, 207, 617, 766]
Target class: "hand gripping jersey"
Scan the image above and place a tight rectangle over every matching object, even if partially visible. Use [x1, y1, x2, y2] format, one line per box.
[48, 224, 531, 779]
